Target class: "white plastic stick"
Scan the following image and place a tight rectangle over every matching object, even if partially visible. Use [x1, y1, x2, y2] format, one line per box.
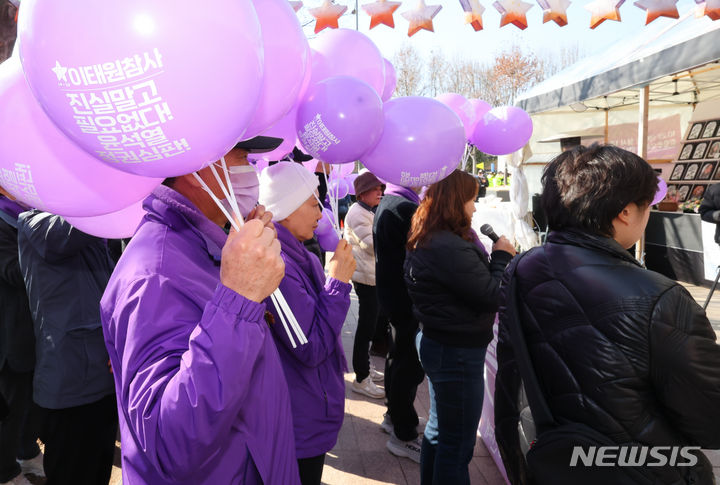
[270, 292, 297, 348]
[192, 173, 240, 232]
[274, 289, 308, 344]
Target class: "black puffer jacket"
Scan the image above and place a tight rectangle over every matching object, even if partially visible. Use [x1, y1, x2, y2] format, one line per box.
[495, 230, 720, 485]
[699, 183, 720, 244]
[404, 230, 512, 348]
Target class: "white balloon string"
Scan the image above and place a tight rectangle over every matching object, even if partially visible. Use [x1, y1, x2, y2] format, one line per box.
[273, 288, 308, 344]
[218, 157, 245, 227]
[192, 172, 240, 232]
[270, 292, 297, 348]
[208, 160, 243, 228]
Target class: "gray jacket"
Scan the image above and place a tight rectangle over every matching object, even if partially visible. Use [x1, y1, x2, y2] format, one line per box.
[18, 210, 115, 409]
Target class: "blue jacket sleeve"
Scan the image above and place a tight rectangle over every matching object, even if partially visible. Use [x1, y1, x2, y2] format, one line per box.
[104, 275, 268, 480]
[19, 211, 101, 262]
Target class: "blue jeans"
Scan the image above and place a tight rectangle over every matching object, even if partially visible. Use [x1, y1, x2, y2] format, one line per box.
[418, 333, 487, 485]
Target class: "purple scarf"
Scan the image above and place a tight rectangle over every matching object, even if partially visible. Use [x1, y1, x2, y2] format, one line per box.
[0, 196, 26, 219]
[384, 183, 421, 204]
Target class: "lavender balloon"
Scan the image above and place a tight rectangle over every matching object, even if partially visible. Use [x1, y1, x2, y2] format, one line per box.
[297, 76, 384, 164]
[382, 59, 397, 102]
[472, 106, 533, 156]
[243, 0, 309, 138]
[18, 0, 265, 178]
[436, 93, 473, 139]
[0, 57, 161, 217]
[315, 209, 339, 251]
[328, 178, 350, 199]
[468, 99, 492, 142]
[65, 199, 146, 238]
[248, 108, 298, 163]
[361, 97, 466, 187]
[309, 29, 385, 96]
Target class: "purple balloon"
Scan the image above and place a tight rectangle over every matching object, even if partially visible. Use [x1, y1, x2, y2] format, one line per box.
[297, 76, 384, 164]
[65, 199, 146, 238]
[652, 176, 668, 205]
[436, 93, 473, 139]
[382, 59, 396, 102]
[242, 0, 309, 138]
[309, 29, 385, 96]
[18, 0, 265, 178]
[345, 174, 360, 195]
[361, 97, 466, 187]
[315, 209, 339, 251]
[328, 178, 349, 199]
[0, 57, 161, 216]
[468, 99, 492, 141]
[471, 106, 533, 156]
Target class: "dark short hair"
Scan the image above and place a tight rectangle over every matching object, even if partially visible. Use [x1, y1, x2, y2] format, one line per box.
[541, 144, 657, 236]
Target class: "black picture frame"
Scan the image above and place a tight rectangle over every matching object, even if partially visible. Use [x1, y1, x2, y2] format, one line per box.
[679, 143, 694, 160]
[713, 164, 720, 181]
[677, 184, 691, 202]
[670, 164, 687, 181]
[684, 162, 700, 180]
[688, 122, 704, 140]
[703, 121, 718, 139]
[698, 162, 716, 180]
[666, 184, 678, 201]
[709, 141, 720, 159]
[693, 142, 708, 159]
[690, 184, 707, 201]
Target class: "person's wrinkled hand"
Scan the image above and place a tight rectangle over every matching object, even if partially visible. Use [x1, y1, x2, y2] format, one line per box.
[221, 219, 284, 302]
[492, 235, 517, 257]
[245, 204, 274, 232]
[327, 239, 356, 284]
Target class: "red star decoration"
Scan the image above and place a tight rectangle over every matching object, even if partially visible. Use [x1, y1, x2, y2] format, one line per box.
[695, 0, 720, 20]
[537, 0, 571, 26]
[401, 0, 442, 36]
[634, 0, 679, 23]
[308, 0, 348, 33]
[289, 1, 304, 12]
[362, 1, 402, 29]
[492, 0, 534, 29]
[585, 0, 624, 28]
[459, 0, 485, 31]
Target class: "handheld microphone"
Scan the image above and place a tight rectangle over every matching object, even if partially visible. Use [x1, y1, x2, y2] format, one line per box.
[480, 224, 500, 243]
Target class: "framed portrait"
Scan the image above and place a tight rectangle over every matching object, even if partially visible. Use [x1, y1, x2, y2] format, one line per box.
[690, 184, 707, 201]
[666, 184, 678, 201]
[714, 165, 720, 180]
[684, 163, 700, 180]
[693, 142, 708, 159]
[699, 162, 716, 180]
[669, 164, 686, 181]
[703, 121, 718, 139]
[708, 141, 720, 159]
[688, 122, 704, 140]
[677, 185, 691, 202]
[679, 143, 694, 160]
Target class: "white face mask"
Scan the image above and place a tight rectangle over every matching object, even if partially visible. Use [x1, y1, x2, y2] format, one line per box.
[219, 165, 259, 219]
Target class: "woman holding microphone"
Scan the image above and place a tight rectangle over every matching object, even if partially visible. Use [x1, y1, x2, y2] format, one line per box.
[404, 170, 515, 485]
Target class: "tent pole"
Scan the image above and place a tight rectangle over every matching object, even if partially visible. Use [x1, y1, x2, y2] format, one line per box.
[604, 109, 609, 144]
[636, 85, 650, 265]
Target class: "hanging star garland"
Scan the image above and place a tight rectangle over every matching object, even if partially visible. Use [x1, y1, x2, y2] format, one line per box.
[585, 0, 624, 28]
[492, 0, 534, 29]
[401, 0, 442, 36]
[695, 0, 720, 20]
[459, 0, 486, 31]
[537, 0, 571, 26]
[362, 0, 402, 29]
[634, 0, 679, 23]
[289, 1, 304, 12]
[308, 0, 348, 33]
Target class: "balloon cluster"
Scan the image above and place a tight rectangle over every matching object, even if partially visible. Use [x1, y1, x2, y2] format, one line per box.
[2, 0, 535, 239]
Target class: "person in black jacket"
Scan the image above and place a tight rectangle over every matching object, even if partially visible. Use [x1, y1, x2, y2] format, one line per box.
[699, 183, 720, 244]
[405, 170, 515, 485]
[373, 182, 425, 462]
[495, 144, 720, 485]
[0, 192, 41, 485]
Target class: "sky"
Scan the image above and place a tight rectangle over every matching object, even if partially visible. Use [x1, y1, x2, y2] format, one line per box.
[298, 0, 703, 66]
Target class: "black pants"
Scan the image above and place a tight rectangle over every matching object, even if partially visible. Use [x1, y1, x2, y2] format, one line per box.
[385, 312, 425, 441]
[38, 394, 118, 485]
[0, 366, 40, 482]
[352, 282, 380, 382]
[298, 453, 326, 485]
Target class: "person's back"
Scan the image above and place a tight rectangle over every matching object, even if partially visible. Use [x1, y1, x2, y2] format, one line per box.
[699, 182, 720, 244]
[495, 145, 720, 485]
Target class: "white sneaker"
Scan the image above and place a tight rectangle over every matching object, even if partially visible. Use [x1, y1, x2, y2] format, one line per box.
[0, 473, 33, 485]
[369, 364, 384, 382]
[352, 377, 385, 399]
[380, 413, 427, 435]
[18, 452, 44, 478]
[386, 432, 422, 463]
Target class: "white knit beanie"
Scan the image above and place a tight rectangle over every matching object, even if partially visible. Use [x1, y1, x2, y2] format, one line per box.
[258, 162, 319, 221]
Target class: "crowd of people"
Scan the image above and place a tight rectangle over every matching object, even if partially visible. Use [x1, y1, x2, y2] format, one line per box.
[1, 141, 720, 485]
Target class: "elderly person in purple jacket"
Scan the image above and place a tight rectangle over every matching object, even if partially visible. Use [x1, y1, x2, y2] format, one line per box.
[259, 162, 356, 485]
[100, 137, 300, 484]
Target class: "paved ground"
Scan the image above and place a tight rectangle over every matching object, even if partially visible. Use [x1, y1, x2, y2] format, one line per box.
[28, 281, 720, 485]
